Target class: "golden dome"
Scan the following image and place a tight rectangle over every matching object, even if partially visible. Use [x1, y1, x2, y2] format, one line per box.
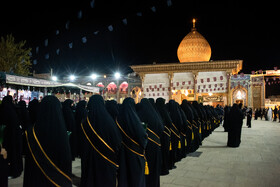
[177, 19, 211, 63]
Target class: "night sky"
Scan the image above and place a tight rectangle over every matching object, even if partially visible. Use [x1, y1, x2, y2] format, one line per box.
[1, 0, 279, 77]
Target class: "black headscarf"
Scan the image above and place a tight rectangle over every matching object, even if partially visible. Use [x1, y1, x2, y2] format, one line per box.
[167, 100, 183, 132]
[105, 100, 119, 121]
[23, 95, 72, 186]
[75, 100, 87, 125]
[28, 99, 39, 126]
[155, 98, 172, 129]
[181, 100, 194, 122]
[117, 97, 147, 148]
[149, 98, 163, 124]
[192, 101, 203, 120]
[17, 100, 31, 131]
[137, 98, 163, 138]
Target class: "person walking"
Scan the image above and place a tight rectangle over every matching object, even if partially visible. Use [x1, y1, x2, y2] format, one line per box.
[227, 103, 243, 148]
[246, 108, 252, 128]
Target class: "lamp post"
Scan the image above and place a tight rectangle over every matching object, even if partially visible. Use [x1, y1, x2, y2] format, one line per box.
[115, 72, 121, 103]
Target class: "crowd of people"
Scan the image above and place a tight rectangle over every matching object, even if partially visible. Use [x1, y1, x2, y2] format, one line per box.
[254, 107, 280, 122]
[0, 94, 225, 187]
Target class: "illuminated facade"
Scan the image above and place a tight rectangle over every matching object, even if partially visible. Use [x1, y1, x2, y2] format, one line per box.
[131, 19, 243, 106]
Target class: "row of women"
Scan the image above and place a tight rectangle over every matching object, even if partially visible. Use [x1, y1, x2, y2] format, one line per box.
[0, 94, 222, 187]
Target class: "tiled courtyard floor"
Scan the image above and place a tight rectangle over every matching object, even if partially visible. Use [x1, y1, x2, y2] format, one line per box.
[9, 119, 280, 187]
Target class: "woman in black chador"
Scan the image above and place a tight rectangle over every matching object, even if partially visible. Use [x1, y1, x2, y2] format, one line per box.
[181, 100, 197, 153]
[117, 97, 148, 187]
[0, 95, 23, 178]
[227, 103, 243, 147]
[155, 98, 171, 176]
[23, 96, 72, 187]
[62, 99, 77, 161]
[167, 100, 183, 165]
[80, 95, 122, 187]
[28, 98, 39, 126]
[75, 100, 87, 158]
[223, 105, 230, 132]
[105, 100, 119, 120]
[137, 98, 163, 187]
[192, 101, 204, 144]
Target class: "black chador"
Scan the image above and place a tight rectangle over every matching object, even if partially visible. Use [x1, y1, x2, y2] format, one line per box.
[80, 95, 122, 187]
[223, 106, 230, 132]
[167, 100, 183, 164]
[23, 96, 72, 187]
[227, 104, 243, 148]
[17, 100, 31, 156]
[17, 100, 31, 131]
[74, 100, 87, 158]
[246, 108, 252, 128]
[62, 99, 77, 160]
[28, 99, 39, 126]
[155, 98, 171, 176]
[178, 107, 188, 158]
[0, 95, 23, 178]
[105, 100, 119, 120]
[117, 97, 148, 187]
[181, 100, 196, 153]
[192, 102, 203, 144]
[137, 98, 163, 187]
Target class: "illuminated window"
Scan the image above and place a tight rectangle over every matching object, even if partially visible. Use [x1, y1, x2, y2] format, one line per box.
[237, 90, 242, 99]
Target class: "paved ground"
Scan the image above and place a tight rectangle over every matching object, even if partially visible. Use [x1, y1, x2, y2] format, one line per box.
[9, 119, 280, 187]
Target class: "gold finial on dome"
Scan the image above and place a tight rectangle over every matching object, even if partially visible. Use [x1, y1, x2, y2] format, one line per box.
[192, 18, 196, 30]
[177, 19, 211, 63]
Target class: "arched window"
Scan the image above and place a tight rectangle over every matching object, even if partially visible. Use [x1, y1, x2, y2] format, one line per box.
[96, 82, 105, 88]
[119, 81, 128, 93]
[107, 82, 117, 93]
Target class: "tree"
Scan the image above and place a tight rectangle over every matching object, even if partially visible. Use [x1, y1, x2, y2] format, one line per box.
[0, 34, 32, 76]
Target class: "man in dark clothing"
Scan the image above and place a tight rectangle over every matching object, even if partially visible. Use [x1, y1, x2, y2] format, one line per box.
[80, 95, 122, 187]
[227, 103, 243, 147]
[23, 96, 72, 187]
[117, 97, 148, 187]
[137, 98, 163, 187]
[273, 106, 278, 122]
[246, 108, 252, 128]
[155, 98, 171, 176]
[278, 106, 280, 122]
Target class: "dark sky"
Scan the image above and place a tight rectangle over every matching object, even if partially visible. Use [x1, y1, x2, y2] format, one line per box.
[1, 0, 279, 77]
